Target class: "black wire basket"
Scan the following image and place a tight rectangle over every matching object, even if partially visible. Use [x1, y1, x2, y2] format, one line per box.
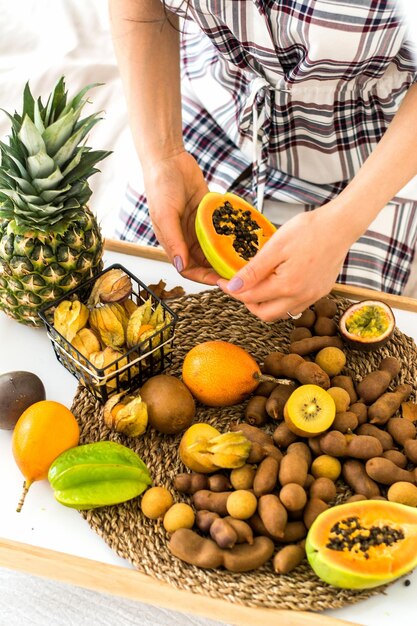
[38, 263, 178, 403]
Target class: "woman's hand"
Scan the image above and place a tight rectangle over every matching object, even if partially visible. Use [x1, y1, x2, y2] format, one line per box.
[217, 200, 354, 321]
[143, 150, 220, 285]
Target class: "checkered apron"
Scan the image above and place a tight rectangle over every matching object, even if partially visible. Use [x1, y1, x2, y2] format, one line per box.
[116, 0, 417, 294]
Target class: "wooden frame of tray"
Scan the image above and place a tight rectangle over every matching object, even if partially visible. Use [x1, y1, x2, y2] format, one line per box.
[2, 238, 417, 626]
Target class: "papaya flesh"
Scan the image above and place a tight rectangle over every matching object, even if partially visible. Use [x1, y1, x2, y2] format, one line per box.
[306, 500, 417, 589]
[195, 191, 276, 279]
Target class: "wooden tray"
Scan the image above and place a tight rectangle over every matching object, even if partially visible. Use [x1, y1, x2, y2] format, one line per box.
[2, 238, 417, 626]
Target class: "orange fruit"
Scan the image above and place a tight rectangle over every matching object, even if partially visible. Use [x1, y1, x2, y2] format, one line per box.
[12, 400, 80, 511]
[182, 340, 261, 407]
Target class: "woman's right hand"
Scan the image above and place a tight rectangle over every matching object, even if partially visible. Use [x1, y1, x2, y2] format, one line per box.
[143, 149, 220, 285]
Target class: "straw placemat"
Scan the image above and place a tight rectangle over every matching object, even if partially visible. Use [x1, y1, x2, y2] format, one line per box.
[70, 288, 417, 612]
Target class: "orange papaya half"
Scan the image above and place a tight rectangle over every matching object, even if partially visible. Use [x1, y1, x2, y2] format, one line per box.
[306, 500, 417, 589]
[195, 191, 276, 279]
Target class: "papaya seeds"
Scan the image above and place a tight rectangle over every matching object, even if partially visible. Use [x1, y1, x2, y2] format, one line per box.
[306, 500, 417, 589]
[195, 191, 276, 279]
[284, 384, 336, 437]
[139, 374, 196, 435]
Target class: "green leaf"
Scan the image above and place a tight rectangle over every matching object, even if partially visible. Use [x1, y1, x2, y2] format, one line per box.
[18, 115, 45, 156]
[41, 185, 71, 202]
[33, 99, 45, 135]
[22, 82, 35, 120]
[33, 165, 64, 191]
[53, 116, 101, 167]
[27, 150, 56, 179]
[43, 110, 78, 156]
[44, 76, 67, 125]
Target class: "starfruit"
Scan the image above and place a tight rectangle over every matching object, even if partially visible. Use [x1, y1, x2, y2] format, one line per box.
[87, 269, 132, 306]
[189, 431, 251, 469]
[89, 303, 128, 349]
[71, 327, 101, 359]
[48, 440, 152, 509]
[54, 300, 89, 342]
[89, 346, 128, 389]
[103, 392, 148, 437]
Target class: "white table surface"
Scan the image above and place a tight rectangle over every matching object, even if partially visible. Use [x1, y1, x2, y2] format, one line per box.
[1, 248, 417, 626]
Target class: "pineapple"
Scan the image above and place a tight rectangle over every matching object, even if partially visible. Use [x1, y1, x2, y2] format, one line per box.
[0, 77, 111, 326]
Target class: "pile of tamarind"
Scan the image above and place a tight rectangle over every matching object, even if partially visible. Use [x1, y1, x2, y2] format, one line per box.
[168, 296, 417, 575]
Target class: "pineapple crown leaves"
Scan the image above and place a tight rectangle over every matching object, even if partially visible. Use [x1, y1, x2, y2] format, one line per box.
[0, 76, 112, 231]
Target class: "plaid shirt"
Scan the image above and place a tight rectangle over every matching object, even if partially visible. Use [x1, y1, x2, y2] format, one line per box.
[117, 0, 417, 294]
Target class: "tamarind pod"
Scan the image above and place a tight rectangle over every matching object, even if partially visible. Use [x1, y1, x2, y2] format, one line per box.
[261, 352, 286, 376]
[273, 544, 306, 574]
[247, 512, 276, 540]
[357, 424, 394, 451]
[313, 297, 338, 318]
[230, 422, 273, 448]
[319, 431, 383, 459]
[280, 521, 307, 543]
[303, 498, 329, 529]
[349, 402, 368, 426]
[289, 336, 344, 356]
[331, 375, 358, 405]
[195, 510, 220, 533]
[357, 358, 400, 404]
[253, 456, 280, 497]
[382, 449, 408, 468]
[279, 454, 308, 486]
[289, 327, 312, 343]
[294, 361, 330, 389]
[255, 380, 278, 397]
[262, 444, 283, 464]
[222, 536, 275, 573]
[174, 472, 209, 494]
[314, 317, 338, 336]
[404, 439, 417, 464]
[273, 422, 298, 448]
[265, 384, 294, 420]
[192, 490, 230, 515]
[48, 441, 151, 509]
[209, 518, 238, 549]
[169, 529, 224, 569]
[365, 457, 416, 485]
[224, 516, 254, 545]
[286, 441, 312, 468]
[368, 384, 413, 425]
[273, 354, 305, 378]
[258, 494, 288, 539]
[292, 308, 316, 328]
[342, 459, 380, 498]
[246, 441, 267, 464]
[245, 395, 268, 426]
[207, 474, 232, 492]
[332, 411, 358, 434]
[386, 416, 417, 447]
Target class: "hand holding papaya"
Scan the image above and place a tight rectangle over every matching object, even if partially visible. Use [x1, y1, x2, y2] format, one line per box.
[143, 150, 220, 285]
[217, 200, 355, 322]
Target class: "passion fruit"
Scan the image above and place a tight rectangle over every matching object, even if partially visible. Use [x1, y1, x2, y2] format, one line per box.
[339, 300, 395, 351]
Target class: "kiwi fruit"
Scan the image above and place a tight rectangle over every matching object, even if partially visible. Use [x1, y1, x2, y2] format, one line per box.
[284, 384, 336, 437]
[139, 374, 196, 434]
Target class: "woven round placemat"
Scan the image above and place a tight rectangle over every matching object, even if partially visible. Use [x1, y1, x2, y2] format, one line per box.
[70, 288, 417, 612]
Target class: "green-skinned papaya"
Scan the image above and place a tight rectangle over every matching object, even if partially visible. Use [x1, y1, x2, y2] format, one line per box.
[306, 499, 417, 589]
[48, 441, 152, 510]
[195, 191, 276, 279]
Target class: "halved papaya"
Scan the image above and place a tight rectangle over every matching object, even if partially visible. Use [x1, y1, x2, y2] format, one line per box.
[306, 500, 417, 589]
[195, 192, 276, 279]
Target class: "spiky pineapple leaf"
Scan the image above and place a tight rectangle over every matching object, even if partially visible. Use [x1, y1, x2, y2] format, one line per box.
[18, 116, 45, 156]
[27, 151, 55, 179]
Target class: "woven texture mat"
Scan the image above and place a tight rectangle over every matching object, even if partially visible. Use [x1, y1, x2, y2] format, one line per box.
[71, 289, 417, 612]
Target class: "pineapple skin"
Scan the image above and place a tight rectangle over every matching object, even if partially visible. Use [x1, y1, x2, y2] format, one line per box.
[0, 206, 103, 327]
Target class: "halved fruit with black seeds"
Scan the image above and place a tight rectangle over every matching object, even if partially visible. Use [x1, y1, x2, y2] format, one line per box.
[339, 300, 395, 351]
[195, 192, 276, 279]
[283, 384, 336, 437]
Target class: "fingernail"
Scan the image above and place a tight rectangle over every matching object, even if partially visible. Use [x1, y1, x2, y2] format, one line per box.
[227, 276, 243, 292]
[173, 255, 184, 273]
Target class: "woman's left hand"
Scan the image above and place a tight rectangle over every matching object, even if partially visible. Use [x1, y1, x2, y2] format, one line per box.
[217, 200, 354, 321]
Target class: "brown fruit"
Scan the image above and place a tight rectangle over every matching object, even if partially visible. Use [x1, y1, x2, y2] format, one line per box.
[182, 341, 261, 407]
[140, 374, 195, 434]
